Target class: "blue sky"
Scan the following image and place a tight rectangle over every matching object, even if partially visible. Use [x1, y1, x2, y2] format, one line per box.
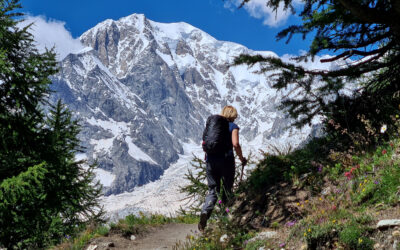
[20, 0, 312, 56]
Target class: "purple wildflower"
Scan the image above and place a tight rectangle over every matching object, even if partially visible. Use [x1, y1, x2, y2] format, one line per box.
[218, 200, 222, 204]
[279, 242, 286, 247]
[226, 208, 230, 213]
[374, 180, 380, 185]
[286, 220, 296, 227]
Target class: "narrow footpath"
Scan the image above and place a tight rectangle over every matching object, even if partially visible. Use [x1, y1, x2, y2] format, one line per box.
[87, 223, 199, 250]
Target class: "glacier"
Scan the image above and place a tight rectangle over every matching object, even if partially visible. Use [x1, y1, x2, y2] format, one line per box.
[49, 13, 322, 219]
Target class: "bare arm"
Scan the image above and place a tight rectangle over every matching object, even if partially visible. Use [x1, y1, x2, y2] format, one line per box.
[232, 129, 246, 164]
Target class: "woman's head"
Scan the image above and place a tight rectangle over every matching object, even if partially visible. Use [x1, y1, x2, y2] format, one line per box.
[221, 105, 238, 122]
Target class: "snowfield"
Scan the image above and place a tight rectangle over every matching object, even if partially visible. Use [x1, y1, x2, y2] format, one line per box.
[100, 142, 203, 221]
[57, 12, 327, 220]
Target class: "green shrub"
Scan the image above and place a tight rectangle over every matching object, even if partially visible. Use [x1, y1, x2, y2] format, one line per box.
[305, 223, 338, 249]
[350, 143, 400, 206]
[94, 225, 110, 237]
[339, 224, 373, 250]
[244, 239, 269, 250]
[371, 162, 400, 205]
[270, 221, 280, 229]
[244, 137, 331, 193]
[247, 155, 289, 190]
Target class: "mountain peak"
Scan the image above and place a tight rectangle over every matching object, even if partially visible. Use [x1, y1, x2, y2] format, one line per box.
[54, 13, 319, 197]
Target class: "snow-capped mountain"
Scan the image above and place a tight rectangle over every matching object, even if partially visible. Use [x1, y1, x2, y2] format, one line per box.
[50, 13, 317, 197]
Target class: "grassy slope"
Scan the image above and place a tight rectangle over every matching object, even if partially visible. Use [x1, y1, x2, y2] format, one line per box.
[52, 135, 400, 250]
[183, 136, 400, 249]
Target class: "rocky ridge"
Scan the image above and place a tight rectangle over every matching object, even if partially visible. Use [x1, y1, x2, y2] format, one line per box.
[50, 13, 320, 196]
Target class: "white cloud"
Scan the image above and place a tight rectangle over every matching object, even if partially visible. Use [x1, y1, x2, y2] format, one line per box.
[225, 0, 300, 27]
[17, 15, 85, 60]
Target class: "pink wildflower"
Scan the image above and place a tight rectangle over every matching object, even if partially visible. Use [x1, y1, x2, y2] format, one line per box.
[344, 171, 352, 180]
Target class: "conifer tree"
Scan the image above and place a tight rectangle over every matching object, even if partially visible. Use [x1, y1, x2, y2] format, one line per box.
[234, 0, 400, 128]
[0, 1, 103, 248]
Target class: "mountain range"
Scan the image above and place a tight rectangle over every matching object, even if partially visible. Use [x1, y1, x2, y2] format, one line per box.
[49, 13, 319, 197]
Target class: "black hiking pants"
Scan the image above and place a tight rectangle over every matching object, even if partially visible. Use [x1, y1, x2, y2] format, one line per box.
[201, 155, 235, 217]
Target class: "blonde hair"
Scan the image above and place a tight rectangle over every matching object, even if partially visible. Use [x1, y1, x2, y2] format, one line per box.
[221, 105, 238, 122]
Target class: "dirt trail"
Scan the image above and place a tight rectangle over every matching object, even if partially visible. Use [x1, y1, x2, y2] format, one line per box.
[89, 223, 199, 250]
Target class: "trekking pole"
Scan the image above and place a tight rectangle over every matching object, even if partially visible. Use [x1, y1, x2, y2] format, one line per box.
[239, 164, 245, 183]
[239, 157, 247, 184]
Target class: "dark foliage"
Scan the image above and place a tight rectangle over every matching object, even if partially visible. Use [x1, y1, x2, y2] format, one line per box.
[0, 1, 103, 248]
[234, 0, 400, 128]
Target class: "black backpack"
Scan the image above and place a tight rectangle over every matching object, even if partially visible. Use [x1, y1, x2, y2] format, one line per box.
[202, 115, 232, 155]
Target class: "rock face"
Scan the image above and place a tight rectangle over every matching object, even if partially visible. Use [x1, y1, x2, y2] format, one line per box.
[50, 13, 318, 195]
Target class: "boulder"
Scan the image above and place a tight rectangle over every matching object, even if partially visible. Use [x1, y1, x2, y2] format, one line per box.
[219, 234, 228, 243]
[249, 231, 278, 242]
[86, 245, 98, 250]
[377, 219, 400, 229]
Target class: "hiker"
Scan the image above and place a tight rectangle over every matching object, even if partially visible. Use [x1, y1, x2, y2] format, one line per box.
[198, 105, 247, 232]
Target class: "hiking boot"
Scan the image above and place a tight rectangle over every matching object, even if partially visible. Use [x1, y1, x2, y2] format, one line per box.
[198, 213, 208, 232]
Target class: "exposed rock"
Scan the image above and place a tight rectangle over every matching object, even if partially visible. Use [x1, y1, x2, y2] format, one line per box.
[86, 245, 98, 250]
[220, 234, 228, 243]
[393, 230, 400, 237]
[130, 235, 136, 241]
[51, 13, 321, 196]
[297, 190, 309, 200]
[249, 231, 278, 242]
[300, 244, 307, 250]
[377, 219, 400, 229]
[101, 242, 115, 247]
[373, 243, 380, 249]
[321, 186, 331, 196]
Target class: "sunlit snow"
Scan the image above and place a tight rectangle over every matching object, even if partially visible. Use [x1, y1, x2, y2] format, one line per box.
[69, 13, 329, 219]
[101, 142, 203, 221]
[125, 136, 157, 165]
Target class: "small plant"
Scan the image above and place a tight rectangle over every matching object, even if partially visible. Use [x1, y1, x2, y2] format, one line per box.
[339, 224, 374, 250]
[54, 222, 110, 250]
[179, 155, 208, 214]
[244, 239, 269, 250]
[304, 222, 338, 250]
[348, 141, 400, 206]
[270, 221, 280, 229]
[93, 225, 110, 237]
